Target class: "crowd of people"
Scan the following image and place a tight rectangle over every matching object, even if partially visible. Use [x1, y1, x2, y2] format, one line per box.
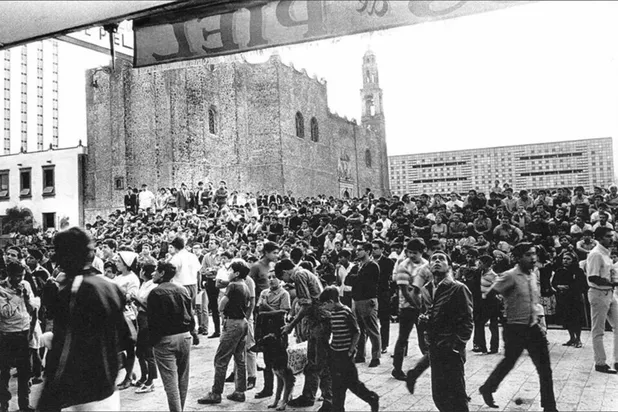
[2, 178, 618, 411]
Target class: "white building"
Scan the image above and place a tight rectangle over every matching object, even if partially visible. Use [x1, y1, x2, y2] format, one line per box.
[0, 144, 86, 230]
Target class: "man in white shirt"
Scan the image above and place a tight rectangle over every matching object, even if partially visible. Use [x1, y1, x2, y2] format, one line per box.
[138, 184, 156, 213]
[168, 236, 201, 341]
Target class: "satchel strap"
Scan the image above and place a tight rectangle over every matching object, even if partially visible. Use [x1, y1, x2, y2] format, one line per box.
[54, 275, 83, 380]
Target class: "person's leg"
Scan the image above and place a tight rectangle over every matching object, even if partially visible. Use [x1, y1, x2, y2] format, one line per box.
[430, 348, 468, 412]
[316, 324, 333, 405]
[378, 302, 390, 351]
[233, 321, 248, 394]
[481, 324, 526, 394]
[154, 338, 182, 412]
[176, 333, 192, 410]
[207, 280, 221, 335]
[212, 319, 244, 395]
[393, 308, 416, 372]
[353, 301, 367, 361]
[606, 295, 618, 365]
[245, 319, 257, 383]
[526, 325, 556, 410]
[15, 333, 31, 409]
[474, 304, 488, 351]
[145, 344, 158, 383]
[488, 311, 500, 353]
[30, 347, 42, 379]
[330, 353, 346, 412]
[301, 328, 319, 401]
[589, 289, 611, 365]
[364, 299, 382, 361]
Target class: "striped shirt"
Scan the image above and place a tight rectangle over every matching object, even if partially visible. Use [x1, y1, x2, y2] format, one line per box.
[329, 304, 359, 352]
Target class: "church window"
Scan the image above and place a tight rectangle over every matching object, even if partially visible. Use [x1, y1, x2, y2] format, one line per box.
[310, 117, 319, 142]
[208, 106, 218, 135]
[365, 149, 372, 168]
[295, 111, 304, 138]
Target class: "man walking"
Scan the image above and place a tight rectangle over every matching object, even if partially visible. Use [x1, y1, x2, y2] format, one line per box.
[586, 227, 618, 373]
[479, 242, 557, 412]
[371, 240, 394, 354]
[421, 251, 473, 412]
[348, 242, 382, 367]
[147, 261, 197, 412]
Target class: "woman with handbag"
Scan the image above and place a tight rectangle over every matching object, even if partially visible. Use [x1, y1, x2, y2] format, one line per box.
[38, 227, 127, 411]
[113, 251, 141, 390]
[552, 252, 588, 347]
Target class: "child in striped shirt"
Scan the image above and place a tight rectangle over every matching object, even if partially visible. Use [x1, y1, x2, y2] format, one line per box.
[319, 287, 379, 412]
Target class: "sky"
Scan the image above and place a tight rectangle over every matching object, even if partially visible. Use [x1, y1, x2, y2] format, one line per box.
[63, 1, 618, 171]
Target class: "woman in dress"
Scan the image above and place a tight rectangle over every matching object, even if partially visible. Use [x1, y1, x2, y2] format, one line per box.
[552, 252, 588, 347]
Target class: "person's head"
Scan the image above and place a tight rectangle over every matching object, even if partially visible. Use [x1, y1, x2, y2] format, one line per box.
[338, 250, 351, 265]
[169, 236, 185, 255]
[429, 251, 451, 278]
[53, 227, 95, 276]
[582, 230, 593, 241]
[599, 212, 609, 224]
[405, 238, 426, 264]
[114, 251, 138, 274]
[478, 254, 493, 271]
[229, 260, 250, 281]
[466, 248, 479, 264]
[267, 271, 281, 290]
[594, 226, 614, 248]
[154, 261, 176, 284]
[371, 239, 385, 259]
[262, 241, 279, 262]
[25, 249, 43, 270]
[355, 242, 372, 261]
[141, 262, 156, 281]
[562, 252, 577, 267]
[512, 242, 537, 271]
[6, 261, 25, 288]
[274, 258, 296, 283]
[101, 238, 117, 259]
[103, 261, 117, 279]
[318, 286, 341, 312]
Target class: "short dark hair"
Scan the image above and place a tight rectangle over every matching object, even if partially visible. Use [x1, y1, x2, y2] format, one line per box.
[103, 238, 118, 251]
[338, 250, 351, 259]
[274, 259, 296, 279]
[54, 227, 95, 276]
[6, 261, 26, 277]
[406, 238, 426, 252]
[594, 226, 613, 240]
[372, 239, 385, 249]
[262, 241, 279, 254]
[157, 261, 177, 282]
[230, 260, 250, 279]
[478, 255, 493, 266]
[512, 242, 535, 259]
[103, 261, 117, 274]
[319, 286, 340, 303]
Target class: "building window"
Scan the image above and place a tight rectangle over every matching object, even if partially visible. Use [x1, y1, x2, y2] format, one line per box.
[310, 117, 319, 142]
[115, 177, 125, 190]
[20, 168, 31, 198]
[295, 112, 304, 138]
[208, 106, 217, 135]
[0, 170, 8, 199]
[365, 149, 372, 168]
[42, 212, 56, 230]
[42, 165, 55, 196]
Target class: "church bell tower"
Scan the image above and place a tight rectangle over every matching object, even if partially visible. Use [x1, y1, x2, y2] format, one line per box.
[360, 50, 385, 136]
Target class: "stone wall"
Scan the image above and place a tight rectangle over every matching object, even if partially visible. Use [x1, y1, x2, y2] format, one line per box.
[85, 55, 389, 218]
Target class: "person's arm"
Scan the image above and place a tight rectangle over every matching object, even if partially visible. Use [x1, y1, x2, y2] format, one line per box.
[451, 284, 474, 352]
[587, 253, 613, 287]
[347, 310, 361, 358]
[218, 295, 229, 313]
[488, 271, 514, 295]
[283, 303, 311, 334]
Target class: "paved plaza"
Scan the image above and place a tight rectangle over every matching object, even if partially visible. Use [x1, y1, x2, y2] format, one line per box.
[10, 325, 618, 411]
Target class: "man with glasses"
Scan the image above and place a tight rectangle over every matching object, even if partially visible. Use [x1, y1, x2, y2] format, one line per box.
[346, 242, 381, 367]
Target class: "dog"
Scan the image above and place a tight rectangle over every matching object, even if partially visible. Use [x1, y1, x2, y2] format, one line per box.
[253, 333, 296, 411]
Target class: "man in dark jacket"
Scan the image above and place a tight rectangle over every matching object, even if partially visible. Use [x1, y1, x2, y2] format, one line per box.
[420, 251, 473, 412]
[371, 239, 394, 354]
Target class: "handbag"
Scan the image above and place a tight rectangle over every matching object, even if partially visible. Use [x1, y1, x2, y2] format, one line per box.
[287, 341, 308, 375]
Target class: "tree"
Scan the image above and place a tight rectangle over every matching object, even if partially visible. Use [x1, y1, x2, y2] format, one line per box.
[2, 206, 36, 235]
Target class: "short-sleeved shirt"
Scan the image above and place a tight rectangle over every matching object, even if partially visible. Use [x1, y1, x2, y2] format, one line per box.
[249, 259, 274, 298]
[258, 286, 291, 311]
[491, 265, 540, 325]
[169, 249, 201, 286]
[290, 268, 323, 306]
[586, 243, 613, 291]
[394, 257, 431, 309]
[329, 304, 359, 352]
[223, 281, 250, 319]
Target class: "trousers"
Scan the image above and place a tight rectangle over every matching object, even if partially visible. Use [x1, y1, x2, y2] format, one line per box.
[331, 351, 376, 412]
[153, 332, 192, 412]
[429, 346, 468, 412]
[393, 307, 424, 371]
[0, 331, 31, 410]
[473, 296, 501, 352]
[302, 319, 332, 403]
[482, 323, 556, 409]
[213, 318, 247, 394]
[588, 288, 618, 366]
[352, 299, 381, 361]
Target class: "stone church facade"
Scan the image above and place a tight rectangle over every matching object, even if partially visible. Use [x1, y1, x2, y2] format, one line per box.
[84, 50, 389, 219]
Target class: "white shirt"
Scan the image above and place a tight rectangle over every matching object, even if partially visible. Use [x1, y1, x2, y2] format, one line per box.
[169, 249, 201, 286]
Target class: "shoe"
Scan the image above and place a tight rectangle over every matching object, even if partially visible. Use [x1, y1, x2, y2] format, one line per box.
[133, 377, 147, 387]
[392, 369, 406, 380]
[354, 358, 365, 364]
[31, 377, 43, 385]
[117, 378, 132, 390]
[208, 332, 220, 339]
[405, 371, 418, 394]
[543, 407, 559, 412]
[197, 392, 222, 404]
[472, 346, 487, 353]
[381, 349, 388, 354]
[562, 339, 574, 346]
[574, 341, 582, 348]
[247, 376, 256, 390]
[317, 401, 332, 412]
[257, 364, 265, 371]
[249, 344, 263, 353]
[287, 395, 315, 407]
[198, 327, 206, 335]
[255, 390, 272, 399]
[368, 393, 380, 412]
[368, 359, 380, 368]
[135, 383, 155, 393]
[18, 406, 34, 412]
[595, 364, 617, 374]
[488, 350, 499, 355]
[479, 386, 498, 408]
[227, 391, 246, 402]
[225, 372, 235, 383]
